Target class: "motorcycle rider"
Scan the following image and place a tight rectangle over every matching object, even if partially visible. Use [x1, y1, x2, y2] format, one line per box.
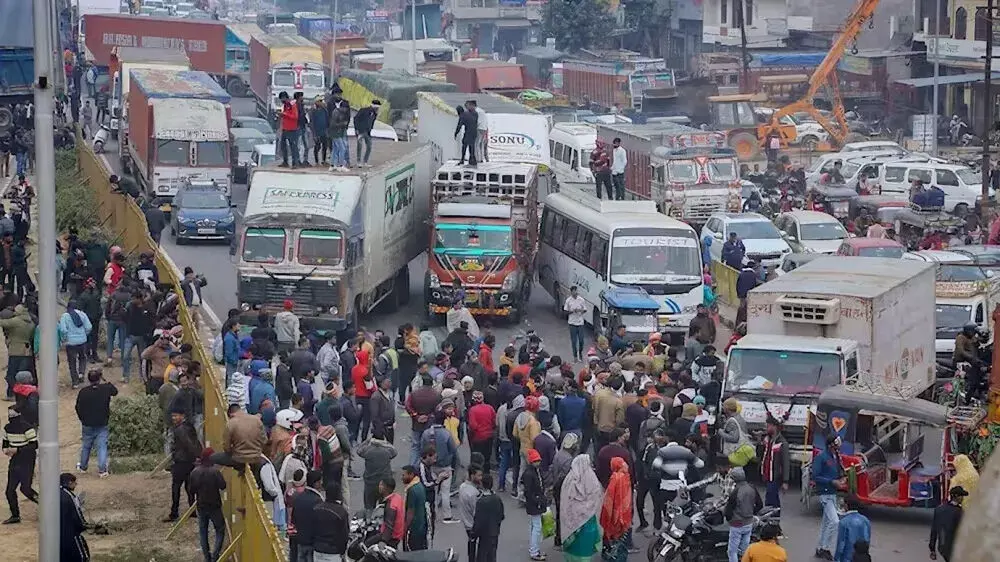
[954, 324, 983, 401]
[742, 190, 763, 213]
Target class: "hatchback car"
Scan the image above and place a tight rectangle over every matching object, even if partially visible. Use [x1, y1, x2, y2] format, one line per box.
[230, 116, 276, 143]
[836, 237, 905, 258]
[170, 180, 236, 244]
[774, 210, 848, 254]
[701, 212, 792, 269]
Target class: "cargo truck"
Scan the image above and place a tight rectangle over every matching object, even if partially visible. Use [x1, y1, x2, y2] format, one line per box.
[934, 277, 1000, 360]
[595, 122, 741, 225]
[123, 69, 232, 210]
[249, 34, 325, 120]
[0, 0, 33, 108]
[445, 61, 527, 94]
[725, 257, 937, 461]
[295, 14, 333, 41]
[109, 46, 191, 138]
[236, 141, 432, 332]
[224, 23, 264, 97]
[562, 57, 677, 111]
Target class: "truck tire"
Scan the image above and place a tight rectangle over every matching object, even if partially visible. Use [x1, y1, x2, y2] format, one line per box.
[729, 132, 761, 161]
[226, 78, 248, 98]
[800, 135, 820, 151]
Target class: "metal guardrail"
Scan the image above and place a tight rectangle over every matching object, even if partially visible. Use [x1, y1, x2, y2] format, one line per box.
[77, 143, 287, 561]
[710, 259, 740, 309]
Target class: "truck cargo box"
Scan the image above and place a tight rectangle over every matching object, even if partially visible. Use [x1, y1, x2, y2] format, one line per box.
[339, 68, 457, 124]
[445, 61, 526, 93]
[249, 34, 323, 102]
[82, 14, 226, 73]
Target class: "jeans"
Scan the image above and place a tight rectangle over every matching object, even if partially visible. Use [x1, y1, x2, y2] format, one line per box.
[595, 171, 613, 199]
[410, 429, 424, 466]
[314, 554, 343, 562]
[727, 524, 753, 562]
[170, 461, 195, 518]
[466, 530, 479, 562]
[357, 132, 372, 164]
[121, 335, 145, 382]
[6, 355, 31, 399]
[527, 514, 542, 556]
[297, 545, 315, 562]
[225, 362, 238, 388]
[568, 324, 584, 359]
[198, 506, 226, 562]
[79, 425, 109, 473]
[497, 440, 512, 490]
[280, 129, 301, 166]
[816, 494, 839, 552]
[612, 173, 626, 200]
[65, 344, 87, 385]
[765, 481, 781, 508]
[331, 136, 348, 167]
[460, 136, 477, 165]
[313, 134, 330, 164]
[356, 396, 371, 441]
[434, 466, 453, 519]
[15, 152, 26, 176]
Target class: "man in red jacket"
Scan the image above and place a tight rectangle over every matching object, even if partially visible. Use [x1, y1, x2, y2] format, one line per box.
[351, 349, 375, 441]
[277, 91, 302, 167]
[466, 391, 496, 471]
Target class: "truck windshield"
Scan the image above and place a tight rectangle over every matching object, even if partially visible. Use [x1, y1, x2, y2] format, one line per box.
[936, 304, 973, 336]
[302, 71, 325, 88]
[242, 228, 285, 263]
[298, 229, 343, 265]
[157, 140, 189, 165]
[196, 141, 228, 166]
[667, 160, 698, 182]
[706, 157, 738, 181]
[610, 230, 701, 280]
[727, 348, 842, 395]
[273, 70, 296, 87]
[434, 224, 512, 255]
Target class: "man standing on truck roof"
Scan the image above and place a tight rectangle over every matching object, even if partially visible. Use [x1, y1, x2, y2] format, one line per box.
[294, 92, 310, 166]
[329, 100, 352, 172]
[354, 100, 380, 168]
[590, 141, 613, 200]
[470, 100, 488, 163]
[310, 98, 330, 166]
[610, 138, 627, 201]
[277, 92, 302, 168]
[455, 104, 479, 167]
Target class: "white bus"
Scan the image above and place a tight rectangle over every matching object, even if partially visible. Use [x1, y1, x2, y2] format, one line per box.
[538, 185, 704, 339]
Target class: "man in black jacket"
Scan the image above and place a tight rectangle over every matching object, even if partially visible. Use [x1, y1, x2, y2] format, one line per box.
[312, 481, 351, 560]
[188, 448, 227, 562]
[521, 448, 547, 561]
[472, 473, 504, 562]
[930, 486, 966, 561]
[291, 470, 324, 560]
[74, 369, 118, 476]
[454, 103, 479, 166]
[354, 99, 380, 167]
[165, 404, 202, 522]
[3, 403, 38, 524]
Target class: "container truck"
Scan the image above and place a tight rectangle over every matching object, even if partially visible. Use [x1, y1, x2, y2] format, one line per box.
[595, 122, 741, 225]
[562, 57, 677, 111]
[0, 0, 34, 107]
[445, 61, 527, 94]
[296, 14, 333, 41]
[235, 141, 432, 332]
[424, 161, 539, 323]
[109, 46, 191, 138]
[249, 34, 325, 120]
[123, 69, 232, 210]
[725, 257, 937, 461]
[224, 23, 264, 97]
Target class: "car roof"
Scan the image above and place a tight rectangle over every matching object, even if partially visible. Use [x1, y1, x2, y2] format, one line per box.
[902, 250, 973, 262]
[842, 237, 904, 248]
[842, 141, 903, 151]
[711, 212, 769, 222]
[252, 143, 276, 155]
[781, 210, 839, 224]
[882, 159, 969, 170]
[953, 245, 1000, 258]
[231, 127, 266, 139]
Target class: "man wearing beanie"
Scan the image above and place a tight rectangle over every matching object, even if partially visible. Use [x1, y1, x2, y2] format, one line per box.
[725, 466, 762, 562]
[521, 448, 547, 561]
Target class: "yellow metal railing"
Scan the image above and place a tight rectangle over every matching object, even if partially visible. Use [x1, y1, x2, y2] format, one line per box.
[77, 144, 287, 562]
[710, 259, 740, 308]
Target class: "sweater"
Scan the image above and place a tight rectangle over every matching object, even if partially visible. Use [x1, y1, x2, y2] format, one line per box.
[357, 438, 396, 485]
[274, 311, 300, 344]
[74, 382, 118, 427]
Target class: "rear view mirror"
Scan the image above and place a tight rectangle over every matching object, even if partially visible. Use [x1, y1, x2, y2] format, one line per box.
[712, 231, 723, 240]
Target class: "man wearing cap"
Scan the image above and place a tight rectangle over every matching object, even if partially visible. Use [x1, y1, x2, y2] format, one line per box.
[188, 448, 227, 562]
[760, 415, 790, 508]
[930, 486, 966, 561]
[521, 448, 547, 561]
[274, 301, 300, 355]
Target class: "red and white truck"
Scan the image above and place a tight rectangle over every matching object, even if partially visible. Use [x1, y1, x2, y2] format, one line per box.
[249, 34, 326, 119]
[562, 56, 677, 112]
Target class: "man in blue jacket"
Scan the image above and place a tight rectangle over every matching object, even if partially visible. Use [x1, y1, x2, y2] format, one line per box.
[834, 495, 871, 562]
[812, 434, 844, 560]
[420, 411, 458, 523]
[721, 232, 745, 270]
[222, 320, 241, 388]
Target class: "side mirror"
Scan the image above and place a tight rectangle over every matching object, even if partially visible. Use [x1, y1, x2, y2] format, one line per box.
[712, 231, 723, 240]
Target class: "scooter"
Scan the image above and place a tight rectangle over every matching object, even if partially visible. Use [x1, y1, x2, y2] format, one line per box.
[92, 123, 111, 153]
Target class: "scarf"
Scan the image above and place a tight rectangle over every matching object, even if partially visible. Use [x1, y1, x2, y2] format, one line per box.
[600, 457, 633, 540]
[560, 454, 605, 540]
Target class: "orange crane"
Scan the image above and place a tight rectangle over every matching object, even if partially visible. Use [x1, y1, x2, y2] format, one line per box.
[758, 0, 880, 148]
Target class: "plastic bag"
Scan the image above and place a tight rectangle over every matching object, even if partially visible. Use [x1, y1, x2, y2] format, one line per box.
[541, 507, 556, 539]
[728, 443, 757, 467]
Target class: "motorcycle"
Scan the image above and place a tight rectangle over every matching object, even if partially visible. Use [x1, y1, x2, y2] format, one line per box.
[92, 123, 111, 154]
[347, 514, 457, 562]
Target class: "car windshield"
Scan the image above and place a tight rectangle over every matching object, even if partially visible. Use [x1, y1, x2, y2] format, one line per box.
[434, 224, 512, 255]
[157, 140, 189, 165]
[936, 304, 973, 336]
[706, 157, 738, 181]
[241, 120, 274, 137]
[727, 348, 842, 395]
[610, 231, 701, 279]
[957, 168, 981, 185]
[273, 70, 295, 87]
[857, 246, 905, 258]
[800, 222, 847, 240]
[302, 71, 325, 88]
[234, 136, 260, 152]
[197, 141, 228, 166]
[242, 228, 285, 263]
[667, 160, 699, 182]
[179, 191, 227, 209]
[938, 264, 988, 281]
[257, 152, 276, 166]
[298, 229, 343, 265]
[728, 221, 781, 240]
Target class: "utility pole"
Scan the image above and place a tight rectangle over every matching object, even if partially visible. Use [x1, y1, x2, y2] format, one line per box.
[736, 0, 750, 89]
[410, 0, 418, 74]
[330, 0, 338, 82]
[984, 0, 995, 226]
[932, 0, 941, 156]
[33, 0, 60, 558]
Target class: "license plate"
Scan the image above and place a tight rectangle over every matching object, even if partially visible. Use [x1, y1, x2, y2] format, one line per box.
[197, 228, 215, 234]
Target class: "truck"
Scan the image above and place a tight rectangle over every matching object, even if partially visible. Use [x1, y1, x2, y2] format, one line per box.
[295, 14, 333, 41]
[249, 34, 325, 120]
[224, 23, 264, 97]
[445, 61, 527, 94]
[562, 56, 677, 112]
[338, 68, 457, 135]
[595, 122, 741, 225]
[934, 277, 1000, 360]
[0, 0, 34, 108]
[236, 141, 432, 332]
[109, 46, 191, 138]
[123, 69, 232, 209]
[725, 257, 937, 461]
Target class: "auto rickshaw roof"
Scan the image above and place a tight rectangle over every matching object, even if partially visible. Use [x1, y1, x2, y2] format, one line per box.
[853, 194, 908, 209]
[601, 287, 661, 311]
[809, 184, 858, 198]
[817, 385, 948, 426]
[893, 208, 965, 228]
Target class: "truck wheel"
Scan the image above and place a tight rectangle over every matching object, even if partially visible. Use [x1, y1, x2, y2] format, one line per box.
[226, 78, 248, 98]
[800, 135, 819, 151]
[729, 132, 761, 161]
[954, 203, 970, 217]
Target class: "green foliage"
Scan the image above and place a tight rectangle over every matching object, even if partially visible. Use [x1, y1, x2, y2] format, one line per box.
[108, 394, 165, 456]
[969, 422, 1000, 467]
[108, 454, 162, 474]
[55, 149, 101, 235]
[542, 0, 615, 52]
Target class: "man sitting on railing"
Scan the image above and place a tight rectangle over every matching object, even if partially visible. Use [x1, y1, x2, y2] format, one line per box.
[211, 403, 266, 478]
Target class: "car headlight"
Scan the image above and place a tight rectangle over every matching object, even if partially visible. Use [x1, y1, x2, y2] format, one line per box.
[501, 274, 517, 291]
[428, 272, 441, 288]
[668, 523, 685, 539]
[217, 215, 234, 226]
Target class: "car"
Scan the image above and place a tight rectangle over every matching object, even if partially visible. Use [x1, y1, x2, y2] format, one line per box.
[230, 116, 276, 143]
[231, 128, 267, 184]
[840, 140, 907, 154]
[250, 143, 276, 171]
[902, 249, 991, 281]
[773, 210, 848, 254]
[876, 159, 986, 215]
[804, 150, 904, 184]
[774, 252, 826, 276]
[701, 212, 792, 269]
[170, 180, 236, 244]
[952, 245, 1000, 273]
[836, 237, 905, 258]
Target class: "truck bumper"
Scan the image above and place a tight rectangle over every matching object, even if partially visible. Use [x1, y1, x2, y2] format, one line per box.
[425, 287, 521, 316]
[239, 310, 347, 332]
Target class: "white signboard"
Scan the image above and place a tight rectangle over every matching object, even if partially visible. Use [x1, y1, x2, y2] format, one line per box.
[486, 114, 550, 166]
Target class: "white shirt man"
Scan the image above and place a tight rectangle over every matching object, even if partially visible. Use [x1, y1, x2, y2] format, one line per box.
[610, 139, 627, 200]
[564, 287, 588, 361]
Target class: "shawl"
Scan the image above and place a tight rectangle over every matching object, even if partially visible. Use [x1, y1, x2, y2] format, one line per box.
[560, 454, 605, 539]
[600, 457, 633, 540]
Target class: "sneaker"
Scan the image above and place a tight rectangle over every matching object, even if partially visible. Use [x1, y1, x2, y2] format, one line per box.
[162, 515, 178, 523]
[530, 555, 546, 561]
[441, 518, 460, 524]
[104, 358, 113, 367]
[2, 516, 20, 525]
[71, 384, 79, 390]
[99, 471, 110, 479]
[278, 163, 289, 168]
[75, 463, 86, 473]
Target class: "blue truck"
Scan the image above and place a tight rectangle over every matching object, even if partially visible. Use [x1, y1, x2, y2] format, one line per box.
[0, 0, 35, 107]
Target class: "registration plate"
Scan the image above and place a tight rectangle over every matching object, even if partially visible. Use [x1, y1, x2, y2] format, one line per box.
[197, 228, 215, 234]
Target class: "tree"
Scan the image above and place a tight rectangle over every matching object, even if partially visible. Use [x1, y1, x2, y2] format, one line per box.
[542, 0, 616, 52]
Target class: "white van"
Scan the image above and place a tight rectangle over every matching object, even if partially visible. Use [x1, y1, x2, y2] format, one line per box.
[805, 150, 903, 184]
[549, 122, 596, 184]
[877, 160, 986, 214]
[840, 140, 907, 155]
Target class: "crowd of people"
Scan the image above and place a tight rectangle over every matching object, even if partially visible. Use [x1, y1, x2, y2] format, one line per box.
[274, 85, 381, 171]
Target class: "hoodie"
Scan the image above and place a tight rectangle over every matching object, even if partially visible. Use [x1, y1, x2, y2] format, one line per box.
[58, 305, 92, 346]
[274, 311, 300, 344]
[352, 350, 374, 399]
[513, 403, 541, 453]
[725, 467, 762, 527]
[0, 306, 35, 356]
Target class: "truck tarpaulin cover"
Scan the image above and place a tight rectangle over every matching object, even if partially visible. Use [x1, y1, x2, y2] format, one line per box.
[751, 52, 825, 67]
[0, 0, 33, 49]
[83, 14, 227, 73]
[131, 69, 231, 103]
[338, 68, 457, 121]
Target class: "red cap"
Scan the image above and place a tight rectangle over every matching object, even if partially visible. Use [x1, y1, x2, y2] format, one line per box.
[526, 448, 541, 463]
[283, 300, 294, 310]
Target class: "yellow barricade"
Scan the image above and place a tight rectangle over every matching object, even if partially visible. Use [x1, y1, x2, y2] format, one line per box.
[710, 259, 740, 308]
[77, 144, 287, 562]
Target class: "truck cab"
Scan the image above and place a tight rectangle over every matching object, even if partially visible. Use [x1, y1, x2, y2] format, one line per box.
[651, 145, 742, 225]
[934, 280, 998, 360]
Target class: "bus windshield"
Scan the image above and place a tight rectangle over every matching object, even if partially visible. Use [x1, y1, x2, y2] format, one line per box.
[727, 348, 843, 395]
[434, 224, 512, 255]
[610, 230, 701, 280]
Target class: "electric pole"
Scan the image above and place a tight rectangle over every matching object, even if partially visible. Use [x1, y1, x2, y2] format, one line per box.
[983, 0, 994, 226]
[736, 0, 750, 89]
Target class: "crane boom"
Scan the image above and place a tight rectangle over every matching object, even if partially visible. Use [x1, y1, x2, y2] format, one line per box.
[761, 0, 881, 147]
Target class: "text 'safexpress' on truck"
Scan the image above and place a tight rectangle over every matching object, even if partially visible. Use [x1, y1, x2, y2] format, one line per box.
[725, 257, 937, 460]
[249, 34, 325, 119]
[124, 69, 232, 204]
[237, 142, 432, 331]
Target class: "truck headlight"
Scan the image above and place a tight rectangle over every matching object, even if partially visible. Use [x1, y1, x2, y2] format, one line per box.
[328, 306, 339, 315]
[501, 274, 518, 291]
[428, 272, 441, 288]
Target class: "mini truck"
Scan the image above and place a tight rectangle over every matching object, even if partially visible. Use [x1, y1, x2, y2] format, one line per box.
[725, 257, 937, 461]
[123, 69, 232, 208]
[249, 33, 325, 120]
[237, 141, 432, 332]
[424, 161, 539, 323]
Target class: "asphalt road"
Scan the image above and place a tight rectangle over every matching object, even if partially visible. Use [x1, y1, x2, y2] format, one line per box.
[92, 97, 935, 562]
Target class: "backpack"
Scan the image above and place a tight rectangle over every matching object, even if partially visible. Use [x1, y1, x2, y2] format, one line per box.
[212, 333, 224, 364]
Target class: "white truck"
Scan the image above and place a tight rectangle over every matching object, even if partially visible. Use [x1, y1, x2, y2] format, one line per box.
[109, 46, 191, 139]
[235, 141, 432, 333]
[935, 278, 1000, 359]
[725, 257, 937, 461]
[416, 91, 552, 169]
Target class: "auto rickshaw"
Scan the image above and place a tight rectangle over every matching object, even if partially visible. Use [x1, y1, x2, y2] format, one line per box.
[599, 286, 661, 343]
[807, 184, 857, 219]
[892, 207, 965, 250]
[802, 385, 984, 510]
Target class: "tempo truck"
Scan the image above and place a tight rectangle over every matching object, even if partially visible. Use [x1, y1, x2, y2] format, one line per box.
[249, 33, 326, 120]
[123, 69, 232, 210]
[236, 142, 432, 332]
[724, 257, 937, 461]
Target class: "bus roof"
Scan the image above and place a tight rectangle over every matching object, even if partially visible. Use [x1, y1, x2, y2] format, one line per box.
[544, 185, 695, 236]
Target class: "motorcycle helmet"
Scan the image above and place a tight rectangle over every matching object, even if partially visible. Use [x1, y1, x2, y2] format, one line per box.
[275, 408, 303, 430]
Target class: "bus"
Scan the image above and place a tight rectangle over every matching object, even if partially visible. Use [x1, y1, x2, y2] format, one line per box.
[537, 185, 704, 339]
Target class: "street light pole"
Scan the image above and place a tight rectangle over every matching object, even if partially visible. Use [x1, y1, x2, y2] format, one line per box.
[410, 0, 417, 74]
[932, 0, 941, 156]
[330, 0, 338, 81]
[33, 0, 61, 558]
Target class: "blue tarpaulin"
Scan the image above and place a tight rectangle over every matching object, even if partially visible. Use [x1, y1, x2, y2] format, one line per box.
[752, 52, 826, 67]
[0, 0, 34, 49]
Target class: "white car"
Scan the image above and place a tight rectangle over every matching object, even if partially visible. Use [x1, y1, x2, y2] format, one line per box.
[773, 211, 848, 254]
[701, 212, 792, 270]
[756, 109, 830, 151]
